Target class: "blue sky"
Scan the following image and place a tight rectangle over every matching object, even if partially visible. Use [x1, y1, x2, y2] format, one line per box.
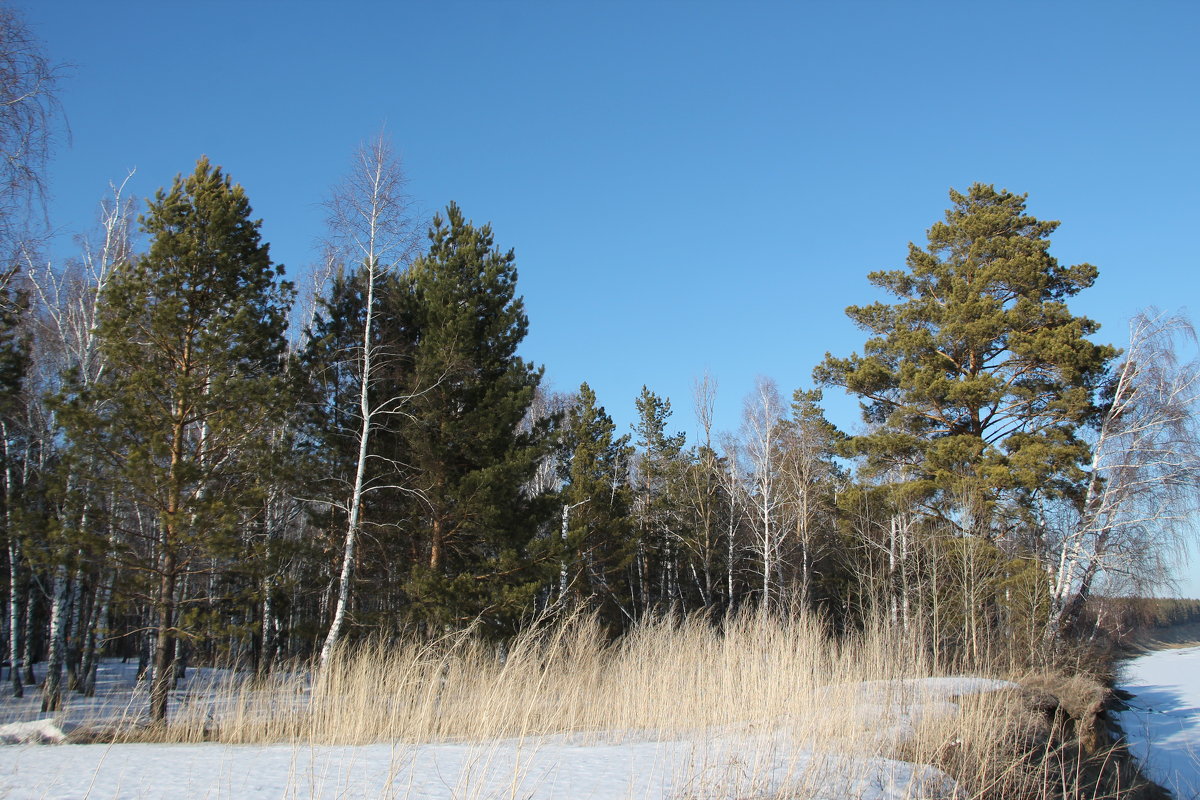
[20, 1, 1200, 592]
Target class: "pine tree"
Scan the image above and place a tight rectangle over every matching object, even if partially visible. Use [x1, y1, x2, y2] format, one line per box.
[815, 184, 1115, 539]
[631, 387, 687, 613]
[403, 203, 551, 632]
[556, 383, 633, 623]
[58, 158, 293, 721]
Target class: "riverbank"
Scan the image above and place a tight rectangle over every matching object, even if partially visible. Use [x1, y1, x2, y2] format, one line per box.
[1123, 622, 1200, 655]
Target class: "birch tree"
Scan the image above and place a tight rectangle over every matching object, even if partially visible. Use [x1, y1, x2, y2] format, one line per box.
[315, 135, 418, 665]
[681, 373, 726, 610]
[25, 176, 134, 710]
[0, 3, 64, 257]
[1048, 309, 1200, 638]
[0, 2, 62, 697]
[741, 376, 786, 614]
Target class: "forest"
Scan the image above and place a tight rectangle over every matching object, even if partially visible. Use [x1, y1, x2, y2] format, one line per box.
[2, 4, 1200, 734]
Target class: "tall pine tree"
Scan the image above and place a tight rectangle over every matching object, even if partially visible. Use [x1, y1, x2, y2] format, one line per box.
[556, 383, 634, 624]
[58, 158, 293, 721]
[815, 184, 1114, 539]
[403, 203, 552, 632]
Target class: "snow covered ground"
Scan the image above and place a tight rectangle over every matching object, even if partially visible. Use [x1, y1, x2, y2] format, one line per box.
[0, 731, 962, 800]
[0, 660, 1013, 800]
[1115, 645, 1200, 800]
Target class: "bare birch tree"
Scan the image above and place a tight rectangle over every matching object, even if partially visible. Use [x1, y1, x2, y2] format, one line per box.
[1048, 309, 1200, 639]
[23, 176, 134, 710]
[317, 134, 420, 667]
[0, 3, 63, 698]
[682, 372, 723, 609]
[741, 376, 787, 614]
[0, 4, 64, 257]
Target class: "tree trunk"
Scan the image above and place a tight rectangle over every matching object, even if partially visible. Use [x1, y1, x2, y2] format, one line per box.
[559, 503, 570, 601]
[3, 423, 22, 697]
[81, 569, 113, 697]
[7, 533, 22, 698]
[149, 545, 177, 723]
[65, 565, 84, 692]
[40, 564, 69, 712]
[726, 509, 736, 613]
[21, 590, 35, 685]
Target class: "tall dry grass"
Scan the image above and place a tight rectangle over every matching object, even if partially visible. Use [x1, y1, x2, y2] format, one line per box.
[93, 611, 1160, 800]
[138, 612, 940, 746]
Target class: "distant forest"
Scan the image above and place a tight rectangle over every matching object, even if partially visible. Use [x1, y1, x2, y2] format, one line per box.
[2, 8, 1199, 723]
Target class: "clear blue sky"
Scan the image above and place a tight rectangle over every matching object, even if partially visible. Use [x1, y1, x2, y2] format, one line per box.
[20, 1, 1200, 593]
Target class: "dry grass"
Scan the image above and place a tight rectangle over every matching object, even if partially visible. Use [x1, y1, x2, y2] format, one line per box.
[123, 612, 932, 746]
[90, 612, 1163, 800]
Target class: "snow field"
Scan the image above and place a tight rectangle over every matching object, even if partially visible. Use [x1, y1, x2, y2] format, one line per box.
[0, 677, 1009, 799]
[0, 615, 1027, 799]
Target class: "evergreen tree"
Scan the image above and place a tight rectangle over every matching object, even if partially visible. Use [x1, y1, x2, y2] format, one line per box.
[815, 184, 1115, 538]
[58, 158, 293, 721]
[556, 383, 634, 623]
[403, 203, 551, 632]
[631, 387, 687, 613]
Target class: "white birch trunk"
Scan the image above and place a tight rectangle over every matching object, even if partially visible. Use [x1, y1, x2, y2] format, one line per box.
[4, 423, 22, 697]
[319, 136, 416, 668]
[40, 564, 69, 712]
[6, 533, 20, 697]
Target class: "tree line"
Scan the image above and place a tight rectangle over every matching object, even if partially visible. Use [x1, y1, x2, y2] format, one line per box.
[2, 7, 1199, 724]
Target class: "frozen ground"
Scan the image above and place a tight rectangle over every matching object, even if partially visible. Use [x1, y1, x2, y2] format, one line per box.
[0, 661, 1011, 799]
[1115, 645, 1200, 800]
[0, 732, 963, 800]
[0, 660, 308, 731]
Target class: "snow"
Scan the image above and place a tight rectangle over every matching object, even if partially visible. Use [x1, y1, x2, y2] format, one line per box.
[1115, 645, 1200, 799]
[0, 719, 66, 745]
[0, 660, 294, 732]
[0, 734, 965, 800]
[0, 662, 1014, 799]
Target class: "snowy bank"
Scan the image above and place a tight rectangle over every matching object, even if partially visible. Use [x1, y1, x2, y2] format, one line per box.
[0, 719, 66, 745]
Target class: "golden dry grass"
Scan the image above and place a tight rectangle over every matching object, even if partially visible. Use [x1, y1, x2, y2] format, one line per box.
[92, 612, 1159, 800]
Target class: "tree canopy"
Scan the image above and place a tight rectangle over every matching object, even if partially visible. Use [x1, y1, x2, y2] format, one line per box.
[815, 183, 1116, 536]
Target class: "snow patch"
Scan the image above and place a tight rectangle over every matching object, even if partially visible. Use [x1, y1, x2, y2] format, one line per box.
[0, 719, 66, 745]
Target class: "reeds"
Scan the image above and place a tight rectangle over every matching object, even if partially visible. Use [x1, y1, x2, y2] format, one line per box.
[88, 611, 1158, 800]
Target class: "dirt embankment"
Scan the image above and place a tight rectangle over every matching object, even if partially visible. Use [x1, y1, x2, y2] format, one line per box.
[993, 672, 1171, 800]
